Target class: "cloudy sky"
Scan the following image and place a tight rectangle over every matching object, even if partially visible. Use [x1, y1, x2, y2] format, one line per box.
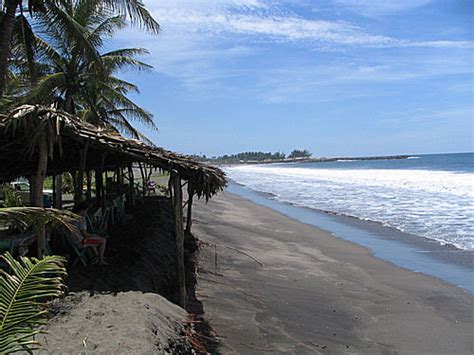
[114, 0, 473, 157]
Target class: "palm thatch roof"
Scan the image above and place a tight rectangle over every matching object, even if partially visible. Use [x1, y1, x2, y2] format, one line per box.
[0, 105, 226, 199]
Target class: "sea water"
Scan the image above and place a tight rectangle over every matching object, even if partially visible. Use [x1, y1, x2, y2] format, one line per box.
[225, 153, 474, 251]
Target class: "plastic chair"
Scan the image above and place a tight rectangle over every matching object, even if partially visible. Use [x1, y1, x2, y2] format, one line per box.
[65, 233, 94, 267]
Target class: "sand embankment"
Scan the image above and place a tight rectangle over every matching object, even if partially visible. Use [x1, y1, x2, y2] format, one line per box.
[39, 197, 196, 354]
[193, 191, 474, 354]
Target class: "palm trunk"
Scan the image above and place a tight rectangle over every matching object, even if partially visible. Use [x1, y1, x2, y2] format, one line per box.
[0, 0, 18, 98]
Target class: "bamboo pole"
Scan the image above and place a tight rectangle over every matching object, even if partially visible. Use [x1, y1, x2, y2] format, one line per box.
[171, 170, 186, 308]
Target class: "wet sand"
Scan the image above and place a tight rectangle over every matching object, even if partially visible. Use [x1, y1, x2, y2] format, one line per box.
[193, 191, 474, 354]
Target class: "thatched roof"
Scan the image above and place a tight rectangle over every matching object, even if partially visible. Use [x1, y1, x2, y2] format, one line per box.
[0, 105, 226, 199]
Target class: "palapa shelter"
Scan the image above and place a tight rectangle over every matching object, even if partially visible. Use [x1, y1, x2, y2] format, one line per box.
[0, 104, 227, 307]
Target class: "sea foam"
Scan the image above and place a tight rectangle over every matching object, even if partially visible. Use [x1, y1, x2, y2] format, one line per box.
[225, 165, 474, 250]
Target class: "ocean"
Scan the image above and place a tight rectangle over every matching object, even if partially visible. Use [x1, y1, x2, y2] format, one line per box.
[224, 153, 474, 251]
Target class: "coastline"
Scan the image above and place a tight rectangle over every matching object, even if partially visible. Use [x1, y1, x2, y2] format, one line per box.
[210, 154, 411, 166]
[193, 190, 473, 354]
[228, 182, 474, 293]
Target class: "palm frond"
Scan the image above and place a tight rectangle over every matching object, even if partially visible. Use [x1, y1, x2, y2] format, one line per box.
[99, 52, 152, 73]
[14, 14, 38, 82]
[0, 207, 79, 234]
[103, 0, 160, 34]
[23, 72, 66, 105]
[38, 2, 102, 67]
[0, 252, 67, 354]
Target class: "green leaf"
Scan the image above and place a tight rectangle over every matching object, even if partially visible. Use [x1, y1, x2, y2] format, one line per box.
[0, 252, 67, 353]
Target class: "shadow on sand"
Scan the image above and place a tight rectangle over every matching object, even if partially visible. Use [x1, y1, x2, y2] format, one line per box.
[57, 196, 219, 353]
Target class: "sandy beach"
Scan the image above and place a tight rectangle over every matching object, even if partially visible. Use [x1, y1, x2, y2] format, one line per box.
[193, 191, 474, 354]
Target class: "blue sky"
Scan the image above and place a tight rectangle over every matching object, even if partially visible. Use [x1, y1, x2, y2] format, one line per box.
[115, 0, 473, 157]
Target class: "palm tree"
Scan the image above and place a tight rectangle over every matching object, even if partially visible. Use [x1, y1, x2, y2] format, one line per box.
[24, 0, 157, 136]
[0, 0, 159, 98]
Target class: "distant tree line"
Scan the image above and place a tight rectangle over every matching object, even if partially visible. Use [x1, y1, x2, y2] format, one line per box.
[190, 149, 311, 163]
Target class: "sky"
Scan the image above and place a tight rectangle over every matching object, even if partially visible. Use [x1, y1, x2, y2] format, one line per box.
[114, 0, 473, 157]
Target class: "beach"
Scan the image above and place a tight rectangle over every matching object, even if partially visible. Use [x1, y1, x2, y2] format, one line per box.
[193, 191, 474, 354]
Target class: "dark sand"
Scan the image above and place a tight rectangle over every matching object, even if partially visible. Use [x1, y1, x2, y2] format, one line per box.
[39, 197, 195, 354]
[193, 191, 474, 354]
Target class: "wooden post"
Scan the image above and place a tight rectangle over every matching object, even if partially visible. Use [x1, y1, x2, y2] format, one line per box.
[52, 174, 62, 209]
[32, 138, 48, 207]
[139, 163, 146, 197]
[185, 182, 194, 236]
[32, 137, 48, 258]
[99, 153, 106, 208]
[86, 170, 92, 201]
[128, 165, 135, 207]
[116, 168, 121, 195]
[171, 170, 186, 308]
[74, 142, 89, 206]
[95, 169, 102, 208]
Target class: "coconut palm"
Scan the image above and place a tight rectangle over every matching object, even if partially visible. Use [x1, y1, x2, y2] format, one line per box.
[0, 207, 79, 234]
[0, 251, 67, 353]
[23, 0, 157, 137]
[0, 0, 159, 97]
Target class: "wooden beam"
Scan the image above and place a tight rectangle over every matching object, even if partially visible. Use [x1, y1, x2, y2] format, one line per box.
[171, 171, 186, 308]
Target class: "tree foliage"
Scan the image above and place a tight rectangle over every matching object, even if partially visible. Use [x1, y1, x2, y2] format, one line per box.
[0, 252, 67, 353]
[288, 149, 311, 158]
[4, 0, 157, 141]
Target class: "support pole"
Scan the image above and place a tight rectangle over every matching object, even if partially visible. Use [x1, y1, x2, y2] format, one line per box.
[171, 170, 186, 308]
[86, 170, 92, 201]
[95, 169, 103, 209]
[74, 142, 89, 206]
[53, 174, 62, 209]
[32, 137, 48, 258]
[128, 165, 135, 207]
[99, 153, 106, 208]
[139, 163, 146, 197]
[185, 182, 194, 236]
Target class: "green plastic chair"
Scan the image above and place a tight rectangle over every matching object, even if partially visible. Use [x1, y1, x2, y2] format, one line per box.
[65, 233, 94, 267]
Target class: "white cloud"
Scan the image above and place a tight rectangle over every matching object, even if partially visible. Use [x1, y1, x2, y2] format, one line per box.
[144, 2, 471, 49]
[116, 1, 473, 96]
[254, 53, 473, 103]
[333, 0, 432, 16]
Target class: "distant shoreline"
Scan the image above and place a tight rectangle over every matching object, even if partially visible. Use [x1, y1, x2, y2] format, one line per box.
[212, 154, 411, 166]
